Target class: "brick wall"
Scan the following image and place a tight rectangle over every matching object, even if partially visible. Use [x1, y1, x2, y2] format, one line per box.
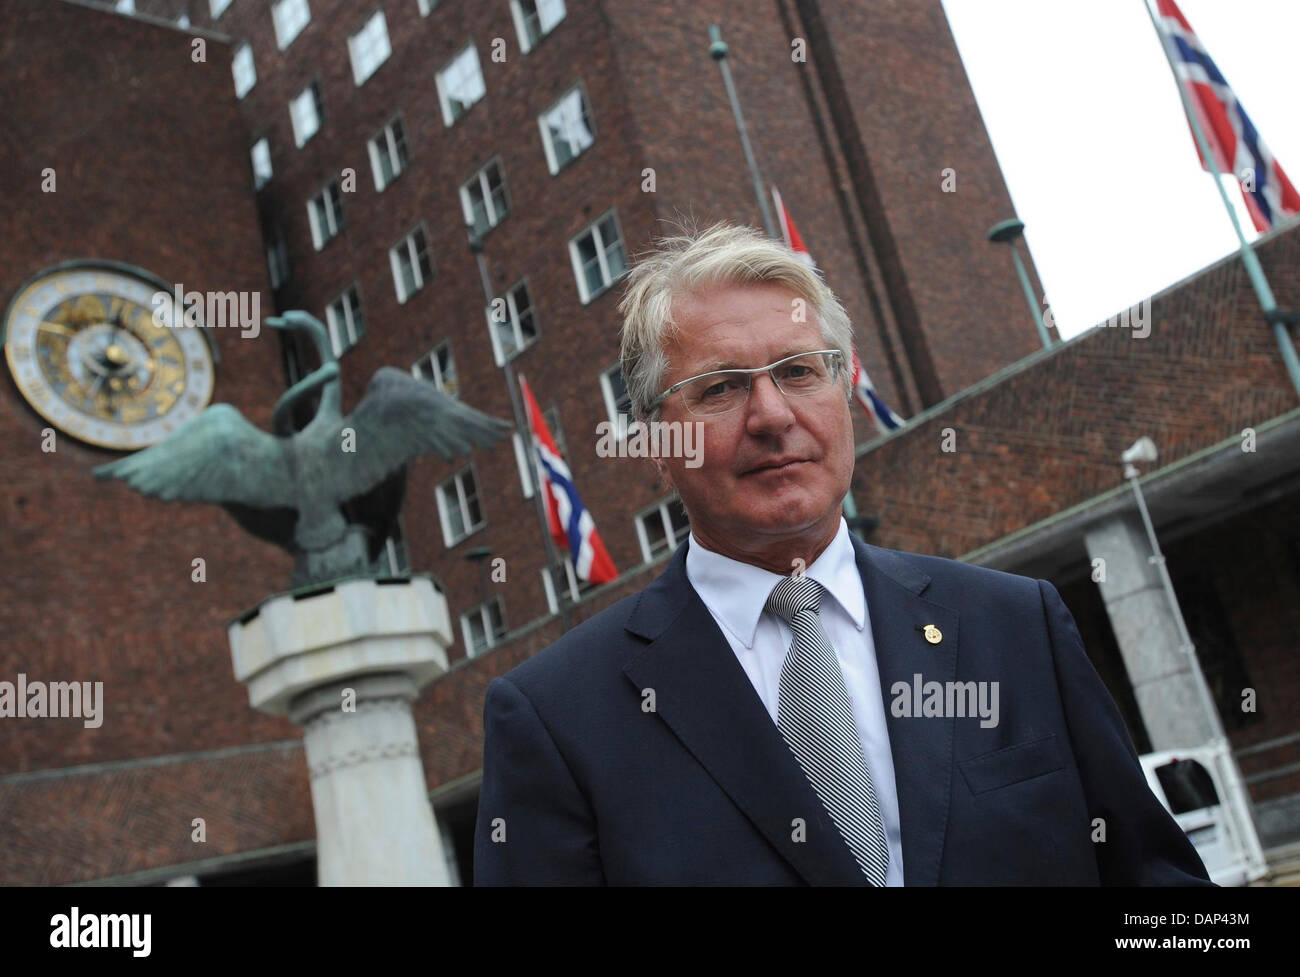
[0, 0, 297, 778]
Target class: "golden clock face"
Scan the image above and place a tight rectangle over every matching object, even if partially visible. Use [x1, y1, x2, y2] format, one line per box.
[3, 265, 215, 450]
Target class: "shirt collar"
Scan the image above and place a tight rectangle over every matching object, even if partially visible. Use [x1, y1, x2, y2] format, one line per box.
[684, 517, 865, 649]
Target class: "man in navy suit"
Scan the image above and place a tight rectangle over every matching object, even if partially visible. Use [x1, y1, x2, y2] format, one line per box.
[473, 222, 1212, 886]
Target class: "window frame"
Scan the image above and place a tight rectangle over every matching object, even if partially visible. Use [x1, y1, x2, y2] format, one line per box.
[272, 0, 311, 51]
[367, 112, 409, 192]
[486, 277, 538, 366]
[568, 209, 626, 304]
[459, 156, 510, 237]
[634, 497, 690, 563]
[325, 283, 365, 356]
[436, 464, 486, 547]
[389, 223, 434, 303]
[347, 8, 392, 87]
[460, 594, 506, 656]
[289, 80, 324, 148]
[232, 42, 257, 99]
[541, 555, 595, 613]
[510, 0, 566, 54]
[411, 340, 458, 397]
[250, 137, 272, 190]
[307, 178, 345, 251]
[435, 43, 486, 127]
[538, 82, 596, 175]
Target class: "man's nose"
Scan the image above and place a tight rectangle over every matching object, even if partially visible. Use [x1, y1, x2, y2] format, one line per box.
[744, 371, 794, 434]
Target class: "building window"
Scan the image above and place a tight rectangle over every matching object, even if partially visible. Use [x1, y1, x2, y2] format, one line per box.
[636, 498, 690, 562]
[487, 280, 537, 364]
[307, 180, 344, 250]
[412, 341, 458, 397]
[368, 115, 408, 191]
[390, 226, 433, 303]
[539, 85, 594, 174]
[272, 0, 311, 50]
[232, 43, 256, 99]
[599, 363, 634, 431]
[460, 595, 505, 656]
[541, 556, 594, 613]
[348, 9, 391, 86]
[250, 138, 272, 189]
[266, 228, 289, 290]
[511, 0, 565, 53]
[325, 285, 364, 356]
[569, 211, 626, 303]
[382, 522, 409, 575]
[437, 466, 484, 546]
[436, 44, 485, 126]
[512, 404, 564, 498]
[210, 0, 233, 18]
[289, 82, 323, 147]
[460, 159, 509, 237]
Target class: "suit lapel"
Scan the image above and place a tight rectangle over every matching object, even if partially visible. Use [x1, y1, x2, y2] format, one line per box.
[620, 535, 961, 886]
[852, 536, 959, 885]
[621, 541, 866, 885]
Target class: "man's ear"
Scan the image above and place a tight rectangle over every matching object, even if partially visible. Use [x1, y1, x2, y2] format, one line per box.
[651, 455, 672, 487]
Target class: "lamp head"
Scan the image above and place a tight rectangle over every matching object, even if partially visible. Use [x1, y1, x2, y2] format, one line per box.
[1121, 436, 1158, 466]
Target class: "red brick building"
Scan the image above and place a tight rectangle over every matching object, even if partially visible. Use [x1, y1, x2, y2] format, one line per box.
[3, 0, 1294, 886]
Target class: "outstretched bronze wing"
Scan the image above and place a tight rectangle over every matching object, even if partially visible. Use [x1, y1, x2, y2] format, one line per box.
[93, 404, 296, 508]
[318, 367, 512, 502]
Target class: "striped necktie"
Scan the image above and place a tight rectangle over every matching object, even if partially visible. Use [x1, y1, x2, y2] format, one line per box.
[766, 575, 890, 885]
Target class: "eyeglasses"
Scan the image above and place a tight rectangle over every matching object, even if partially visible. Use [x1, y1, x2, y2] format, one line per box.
[647, 349, 845, 417]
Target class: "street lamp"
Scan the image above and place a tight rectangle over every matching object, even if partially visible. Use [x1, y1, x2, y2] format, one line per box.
[1120, 436, 1267, 880]
[988, 218, 1052, 349]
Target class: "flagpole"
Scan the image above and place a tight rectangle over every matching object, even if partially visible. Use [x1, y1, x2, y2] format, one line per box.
[1143, 0, 1300, 399]
[710, 24, 778, 238]
[467, 231, 571, 633]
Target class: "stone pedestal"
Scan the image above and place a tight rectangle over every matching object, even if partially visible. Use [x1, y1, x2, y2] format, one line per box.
[228, 575, 452, 885]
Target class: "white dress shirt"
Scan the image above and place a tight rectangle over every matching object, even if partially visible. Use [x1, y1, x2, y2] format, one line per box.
[684, 517, 905, 885]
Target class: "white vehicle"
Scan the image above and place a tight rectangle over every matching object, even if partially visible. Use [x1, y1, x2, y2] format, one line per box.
[1139, 743, 1269, 887]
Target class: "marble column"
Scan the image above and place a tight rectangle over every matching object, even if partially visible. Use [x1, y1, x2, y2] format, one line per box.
[1083, 512, 1218, 750]
[228, 575, 452, 885]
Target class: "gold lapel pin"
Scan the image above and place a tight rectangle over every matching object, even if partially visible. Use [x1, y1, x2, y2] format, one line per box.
[922, 624, 943, 645]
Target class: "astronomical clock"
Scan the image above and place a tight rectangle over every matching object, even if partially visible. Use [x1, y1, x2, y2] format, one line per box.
[3, 262, 215, 450]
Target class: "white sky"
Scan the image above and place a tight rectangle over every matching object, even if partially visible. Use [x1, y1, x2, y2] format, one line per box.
[941, 0, 1300, 339]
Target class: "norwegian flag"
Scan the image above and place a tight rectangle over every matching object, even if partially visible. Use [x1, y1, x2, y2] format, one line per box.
[851, 348, 904, 434]
[772, 186, 815, 268]
[1154, 0, 1300, 231]
[519, 375, 618, 585]
[772, 185, 905, 434]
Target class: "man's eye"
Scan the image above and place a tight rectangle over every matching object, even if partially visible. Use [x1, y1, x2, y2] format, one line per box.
[701, 377, 743, 398]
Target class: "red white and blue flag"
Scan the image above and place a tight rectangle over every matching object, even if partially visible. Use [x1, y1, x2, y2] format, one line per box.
[1154, 0, 1300, 231]
[851, 348, 904, 434]
[772, 186, 905, 434]
[519, 375, 618, 585]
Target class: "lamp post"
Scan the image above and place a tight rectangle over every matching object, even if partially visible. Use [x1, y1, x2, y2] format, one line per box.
[988, 219, 1052, 348]
[467, 228, 571, 633]
[709, 24, 777, 239]
[1119, 436, 1267, 881]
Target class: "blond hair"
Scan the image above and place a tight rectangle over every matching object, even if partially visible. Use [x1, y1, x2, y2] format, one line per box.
[617, 219, 853, 419]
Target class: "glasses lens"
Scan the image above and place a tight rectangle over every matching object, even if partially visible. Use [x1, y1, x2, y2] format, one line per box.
[680, 371, 750, 415]
[773, 352, 836, 396]
[674, 352, 841, 416]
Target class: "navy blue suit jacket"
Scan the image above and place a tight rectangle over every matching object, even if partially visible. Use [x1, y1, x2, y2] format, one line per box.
[473, 536, 1213, 885]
